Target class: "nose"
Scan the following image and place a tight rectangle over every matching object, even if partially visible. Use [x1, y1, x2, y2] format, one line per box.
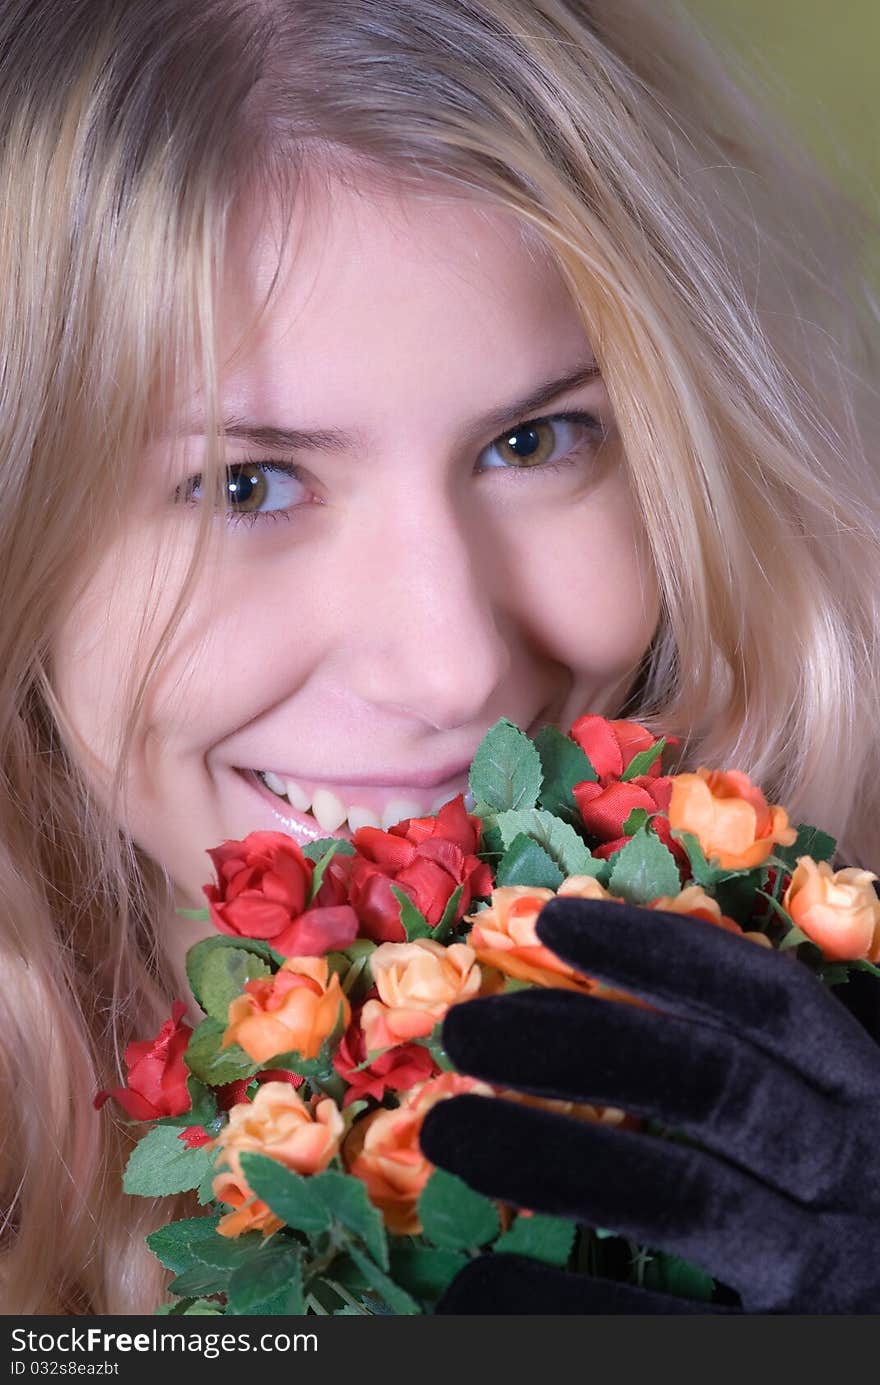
[338, 485, 513, 731]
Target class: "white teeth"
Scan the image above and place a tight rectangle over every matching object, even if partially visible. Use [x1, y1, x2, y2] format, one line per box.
[381, 797, 423, 832]
[261, 770, 289, 798]
[311, 788, 348, 833]
[347, 805, 382, 833]
[431, 788, 461, 815]
[285, 781, 313, 808]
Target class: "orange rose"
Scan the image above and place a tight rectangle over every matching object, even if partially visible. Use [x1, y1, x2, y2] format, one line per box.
[667, 767, 797, 871]
[782, 856, 880, 962]
[211, 1081, 344, 1237]
[360, 939, 482, 1053]
[343, 1072, 493, 1233]
[647, 884, 743, 934]
[223, 956, 350, 1064]
[466, 881, 617, 992]
[502, 1088, 637, 1130]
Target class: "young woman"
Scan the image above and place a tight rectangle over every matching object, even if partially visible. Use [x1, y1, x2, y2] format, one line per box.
[1, 0, 878, 1314]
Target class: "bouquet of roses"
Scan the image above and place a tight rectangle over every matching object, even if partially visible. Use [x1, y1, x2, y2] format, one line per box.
[96, 715, 880, 1315]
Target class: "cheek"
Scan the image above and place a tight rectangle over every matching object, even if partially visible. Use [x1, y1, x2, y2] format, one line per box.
[514, 474, 660, 676]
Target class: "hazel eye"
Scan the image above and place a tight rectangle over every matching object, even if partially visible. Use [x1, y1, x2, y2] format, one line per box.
[477, 411, 604, 474]
[180, 459, 311, 527]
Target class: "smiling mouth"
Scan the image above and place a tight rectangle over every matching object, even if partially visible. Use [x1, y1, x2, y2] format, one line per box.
[238, 766, 475, 836]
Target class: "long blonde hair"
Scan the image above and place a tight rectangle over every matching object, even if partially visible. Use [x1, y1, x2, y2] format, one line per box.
[1, 0, 877, 1314]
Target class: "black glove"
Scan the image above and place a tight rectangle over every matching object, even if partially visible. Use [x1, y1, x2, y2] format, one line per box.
[419, 896, 880, 1314]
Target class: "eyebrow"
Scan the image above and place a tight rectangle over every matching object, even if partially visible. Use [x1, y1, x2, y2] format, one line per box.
[174, 359, 602, 454]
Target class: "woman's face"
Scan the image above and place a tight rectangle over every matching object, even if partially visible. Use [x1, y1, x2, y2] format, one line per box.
[52, 172, 660, 922]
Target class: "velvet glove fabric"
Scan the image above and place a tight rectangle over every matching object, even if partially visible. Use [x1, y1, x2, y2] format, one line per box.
[419, 896, 880, 1314]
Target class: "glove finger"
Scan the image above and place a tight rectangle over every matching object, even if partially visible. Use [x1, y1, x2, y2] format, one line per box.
[441, 989, 863, 1207]
[534, 897, 880, 1099]
[434, 1251, 734, 1314]
[420, 1093, 807, 1313]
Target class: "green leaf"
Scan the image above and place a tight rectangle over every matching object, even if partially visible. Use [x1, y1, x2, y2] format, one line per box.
[433, 883, 465, 942]
[607, 823, 681, 905]
[390, 885, 432, 941]
[157, 1297, 226, 1316]
[148, 1218, 266, 1276]
[184, 1017, 259, 1087]
[468, 718, 543, 814]
[388, 1247, 468, 1301]
[302, 838, 356, 861]
[186, 941, 271, 1023]
[147, 1216, 224, 1273]
[643, 1250, 715, 1303]
[238, 1154, 332, 1236]
[850, 957, 880, 978]
[493, 1213, 576, 1267]
[490, 809, 601, 879]
[777, 923, 813, 952]
[168, 1263, 230, 1298]
[534, 725, 597, 824]
[621, 808, 650, 837]
[197, 1146, 220, 1205]
[495, 833, 564, 890]
[310, 1170, 389, 1270]
[754, 888, 798, 935]
[226, 1242, 305, 1315]
[417, 1169, 500, 1250]
[772, 824, 837, 870]
[668, 829, 727, 886]
[620, 738, 666, 782]
[123, 1125, 216, 1197]
[713, 870, 761, 923]
[344, 1242, 422, 1315]
[308, 840, 351, 904]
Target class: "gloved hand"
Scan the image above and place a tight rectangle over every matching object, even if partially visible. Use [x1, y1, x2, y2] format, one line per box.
[419, 896, 880, 1314]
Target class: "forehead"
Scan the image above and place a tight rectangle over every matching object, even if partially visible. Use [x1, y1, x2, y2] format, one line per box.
[204, 170, 588, 410]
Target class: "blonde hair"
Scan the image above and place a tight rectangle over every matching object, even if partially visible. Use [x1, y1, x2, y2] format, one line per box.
[1, 0, 877, 1313]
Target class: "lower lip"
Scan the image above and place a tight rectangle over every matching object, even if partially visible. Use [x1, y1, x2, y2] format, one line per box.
[235, 767, 355, 847]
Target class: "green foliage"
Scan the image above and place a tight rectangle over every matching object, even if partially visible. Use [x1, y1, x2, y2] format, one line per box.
[185, 1017, 259, 1087]
[468, 718, 543, 814]
[607, 823, 682, 905]
[226, 1242, 305, 1315]
[390, 885, 433, 941]
[772, 824, 837, 870]
[489, 808, 601, 878]
[388, 1247, 468, 1302]
[417, 1169, 500, 1250]
[302, 838, 357, 861]
[620, 738, 666, 782]
[123, 1125, 216, 1198]
[186, 940, 272, 1022]
[308, 839, 354, 902]
[642, 1250, 715, 1303]
[495, 832, 565, 889]
[534, 725, 597, 824]
[493, 1213, 576, 1267]
[239, 1155, 389, 1269]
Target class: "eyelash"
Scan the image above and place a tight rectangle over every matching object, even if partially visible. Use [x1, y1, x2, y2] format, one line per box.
[182, 410, 605, 530]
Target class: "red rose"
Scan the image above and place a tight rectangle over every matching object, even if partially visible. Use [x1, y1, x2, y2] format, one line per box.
[574, 774, 689, 876]
[94, 1002, 192, 1120]
[574, 774, 673, 841]
[569, 715, 678, 785]
[333, 1007, 439, 1106]
[202, 830, 357, 955]
[317, 795, 493, 944]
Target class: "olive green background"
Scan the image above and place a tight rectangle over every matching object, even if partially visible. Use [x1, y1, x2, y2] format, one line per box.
[690, 1, 879, 286]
